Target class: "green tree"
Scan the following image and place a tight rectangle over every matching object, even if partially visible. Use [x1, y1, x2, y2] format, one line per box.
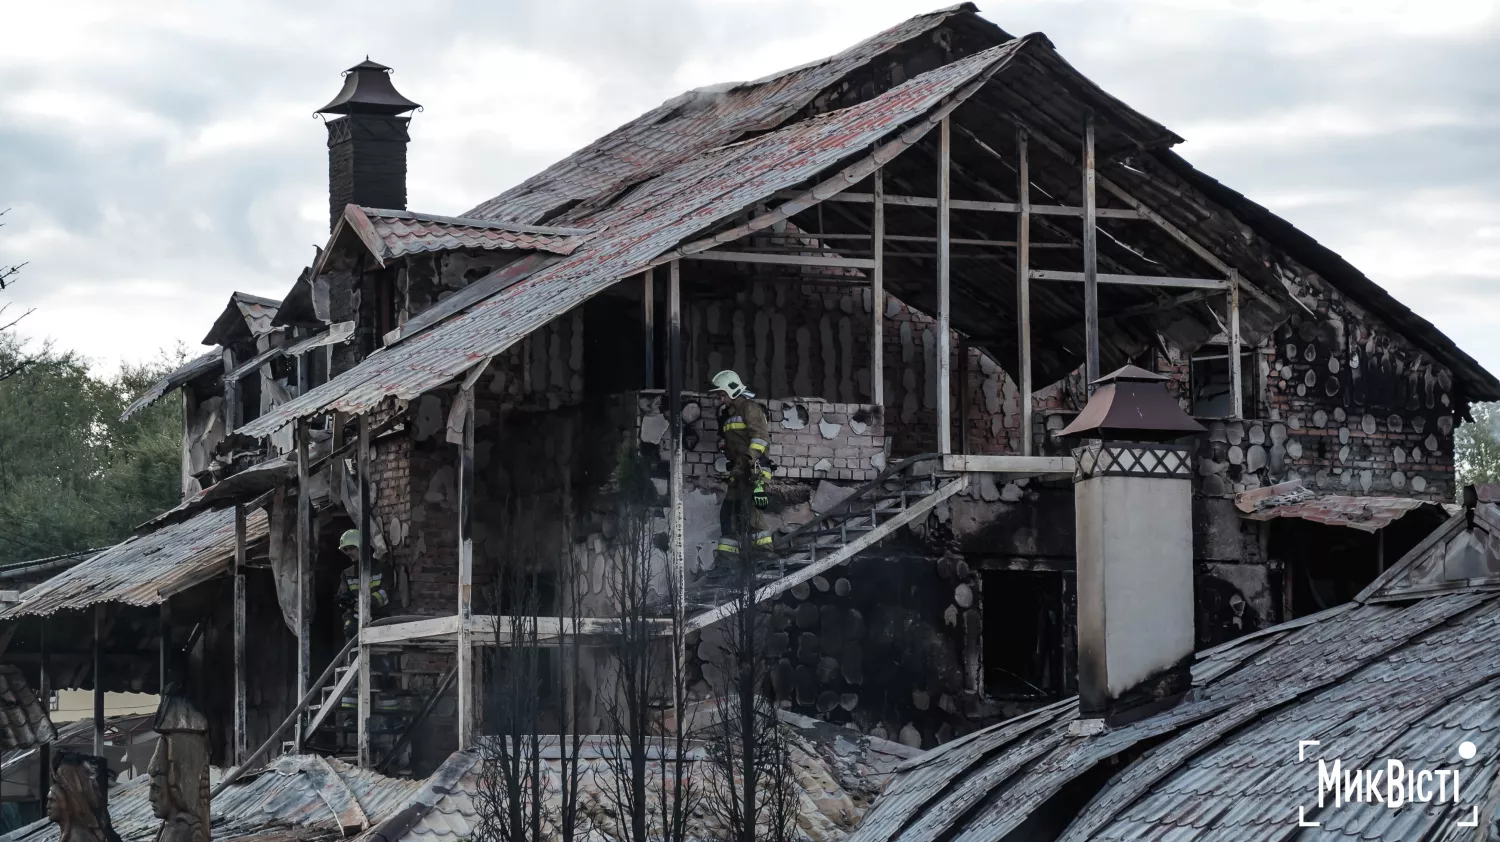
[0, 335, 183, 563]
[1455, 402, 1500, 488]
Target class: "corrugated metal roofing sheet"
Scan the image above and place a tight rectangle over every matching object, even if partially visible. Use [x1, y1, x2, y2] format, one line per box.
[851, 548, 1500, 841]
[0, 505, 268, 619]
[1235, 479, 1446, 533]
[345, 208, 587, 262]
[119, 348, 221, 421]
[238, 38, 1030, 439]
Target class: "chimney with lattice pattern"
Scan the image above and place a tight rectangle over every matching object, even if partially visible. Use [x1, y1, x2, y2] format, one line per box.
[316, 59, 421, 232]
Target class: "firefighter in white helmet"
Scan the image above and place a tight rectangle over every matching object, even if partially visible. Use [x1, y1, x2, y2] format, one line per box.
[709, 370, 774, 559]
[335, 529, 389, 640]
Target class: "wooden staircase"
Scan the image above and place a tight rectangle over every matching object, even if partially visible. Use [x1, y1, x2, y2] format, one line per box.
[297, 646, 424, 763]
[684, 453, 965, 631]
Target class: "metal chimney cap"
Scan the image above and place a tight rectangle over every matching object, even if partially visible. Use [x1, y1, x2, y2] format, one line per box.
[1061, 364, 1206, 441]
[1090, 363, 1168, 385]
[316, 58, 421, 116]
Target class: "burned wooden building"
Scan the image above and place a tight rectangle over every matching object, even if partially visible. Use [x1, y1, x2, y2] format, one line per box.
[1, 3, 1494, 785]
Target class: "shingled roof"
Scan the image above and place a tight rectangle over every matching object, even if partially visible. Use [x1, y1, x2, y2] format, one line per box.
[850, 505, 1500, 842]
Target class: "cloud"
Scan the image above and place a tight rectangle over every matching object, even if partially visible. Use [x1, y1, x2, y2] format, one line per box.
[2, 0, 1498, 386]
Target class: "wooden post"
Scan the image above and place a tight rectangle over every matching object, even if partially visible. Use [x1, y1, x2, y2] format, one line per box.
[958, 340, 971, 455]
[37, 618, 49, 806]
[1082, 113, 1100, 391]
[936, 117, 953, 454]
[92, 604, 104, 756]
[871, 168, 886, 408]
[233, 504, 248, 765]
[294, 417, 312, 747]
[159, 601, 170, 692]
[644, 269, 656, 390]
[296, 348, 310, 397]
[668, 260, 685, 592]
[357, 414, 373, 765]
[1016, 128, 1034, 456]
[456, 389, 476, 750]
[1229, 272, 1244, 419]
[222, 349, 239, 432]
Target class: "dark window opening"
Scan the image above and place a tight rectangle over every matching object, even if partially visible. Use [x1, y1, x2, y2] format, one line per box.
[376, 273, 397, 338]
[308, 347, 329, 390]
[582, 291, 646, 399]
[1190, 345, 1253, 418]
[240, 370, 262, 424]
[981, 570, 1066, 701]
[1268, 514, 1444, 621]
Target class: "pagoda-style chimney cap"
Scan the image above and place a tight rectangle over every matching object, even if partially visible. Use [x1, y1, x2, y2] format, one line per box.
[1060, 364, 1206, 442]
[316, 58, 421, 116]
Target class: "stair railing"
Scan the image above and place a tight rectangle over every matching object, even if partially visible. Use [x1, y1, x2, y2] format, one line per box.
[773, 453, 943, 564]
[211, 634, 359, 797]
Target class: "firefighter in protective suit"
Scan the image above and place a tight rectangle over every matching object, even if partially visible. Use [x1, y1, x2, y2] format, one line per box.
[710, 370, 774, 560]
[336, 529, 389, 640]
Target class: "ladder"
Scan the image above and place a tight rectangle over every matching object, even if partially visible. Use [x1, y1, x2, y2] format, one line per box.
[684, 453, 965, 631]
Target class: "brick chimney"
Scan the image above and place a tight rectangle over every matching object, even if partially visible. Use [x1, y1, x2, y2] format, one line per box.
[1060, 365, 1206, 726]
[316, 58, 421, 231]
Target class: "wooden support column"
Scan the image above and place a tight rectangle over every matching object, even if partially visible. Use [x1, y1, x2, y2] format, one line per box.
[233, 504, 248, 765]
[92, 604, 104, 756]
[356, 415, 373, 765]
[643, 269, 656, 389]
[294, 417, 312, 747]
[1229, 272, 1244, 419]
[936, 116, 953, 454]
[38, 618, 49, 805]
[667, 260, 685, 591]
[1082, 113, 1100, 390]
[871, 168, 886, 408]
[456, 389, 477, 750]
[296, 349, 310, 397]
[958, 339, 971, 455]
[1016, 128, 1033, 455]
[222, 349, 239, 432]
[159, 601, 170, 691]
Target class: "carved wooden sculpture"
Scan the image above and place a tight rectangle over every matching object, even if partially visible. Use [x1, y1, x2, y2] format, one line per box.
[148, 694, 210, 842]
[47, 751, 121, 842]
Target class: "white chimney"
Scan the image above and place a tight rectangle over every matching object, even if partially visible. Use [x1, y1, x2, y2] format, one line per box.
[1061, 366, 1205, 725]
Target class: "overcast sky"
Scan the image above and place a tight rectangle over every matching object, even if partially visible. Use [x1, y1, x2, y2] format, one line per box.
[3, 0, 1497, 378]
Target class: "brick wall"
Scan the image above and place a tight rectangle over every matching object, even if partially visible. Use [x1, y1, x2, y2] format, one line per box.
[635, 391, 887, 483]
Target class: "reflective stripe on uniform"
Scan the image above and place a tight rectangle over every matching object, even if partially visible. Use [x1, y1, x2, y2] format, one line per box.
[749, 438, 769, 453]
[345, 574, 383, 591]
[752, 531, 774, 546]
[715, 541, 741, 554]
